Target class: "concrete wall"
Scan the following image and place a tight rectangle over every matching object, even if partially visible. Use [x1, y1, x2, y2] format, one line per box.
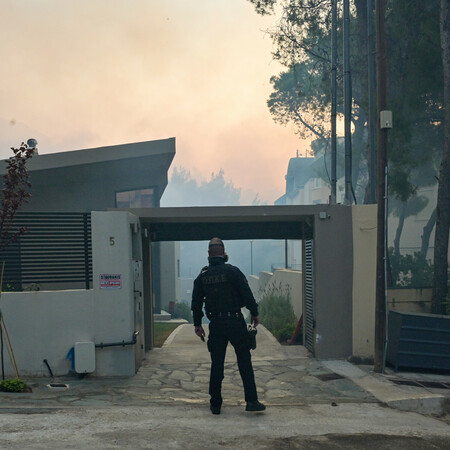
[388, 288, 432, 314]
[250, 269, 303, 320]
[1, 211, 142, 377]
[258, 272, 273, 295]
[313, 205, 354, 359]
[160, 241, 181, 306]
[1, 290, 95, 377]
[179, 277, 194, 303]
[351, 205, 434, 358]
[24, 159, 168, 212]
[351, 205, 377, 358]
[248, 275, 260, 299]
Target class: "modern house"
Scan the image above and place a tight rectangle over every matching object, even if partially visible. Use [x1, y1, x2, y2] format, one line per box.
[0, 137, 178, 307]
[3, 138, 176, 212]
[275, 152, 344, 206]
[275, 151, 441, 262]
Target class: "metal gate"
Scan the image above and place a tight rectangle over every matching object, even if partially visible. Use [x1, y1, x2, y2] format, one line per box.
[303, 238, 314, 354]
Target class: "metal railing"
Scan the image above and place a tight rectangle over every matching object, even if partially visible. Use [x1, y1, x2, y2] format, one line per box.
[304, 239, 314, 353]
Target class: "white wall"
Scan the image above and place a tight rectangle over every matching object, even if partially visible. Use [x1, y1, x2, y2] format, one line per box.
[91, 211, 142, 376]
[351, 205, 377, 358]
[1, 290, 95, 376]
[179, 277, 194, 303]
[249, 269, 303, 320]
[248, 275, 259, 298]
[1, 211, 141, 377]
[160, 241, 181, 306]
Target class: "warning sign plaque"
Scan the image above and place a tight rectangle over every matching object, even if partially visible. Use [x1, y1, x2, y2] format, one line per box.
[100, 274, 122, 289]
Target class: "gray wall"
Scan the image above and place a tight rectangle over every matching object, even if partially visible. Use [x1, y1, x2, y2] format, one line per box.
[24, 156, 170, 212]
[1, 138, 175, 213]
[313, 205, 353, 359]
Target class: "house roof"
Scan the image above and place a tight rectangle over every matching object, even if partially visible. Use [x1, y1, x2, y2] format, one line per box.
[275, 156, 315, 204]
[0, 137, 176, 173]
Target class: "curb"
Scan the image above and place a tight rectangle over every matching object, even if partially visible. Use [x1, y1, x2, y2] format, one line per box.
[162, 323, 188, 347]
[322, 360, 447, 416]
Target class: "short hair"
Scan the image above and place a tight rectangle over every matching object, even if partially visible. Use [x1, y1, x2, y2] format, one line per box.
[208, 237, 225, 256]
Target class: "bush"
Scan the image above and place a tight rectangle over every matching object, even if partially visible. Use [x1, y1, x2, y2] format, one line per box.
[258, 284, 297, 344]
[388, 248, 434, 288]
[0, 378, 31, 392]
[164, 301, 193, 323]
[274, 323, 296, 343]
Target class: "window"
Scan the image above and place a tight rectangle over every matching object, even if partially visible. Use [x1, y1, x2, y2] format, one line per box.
[116, 188, 155, 208]
[313, 178, 322, 189]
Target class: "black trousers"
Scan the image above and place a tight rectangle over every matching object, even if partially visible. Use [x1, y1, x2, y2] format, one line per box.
[207, 316, 258, 407]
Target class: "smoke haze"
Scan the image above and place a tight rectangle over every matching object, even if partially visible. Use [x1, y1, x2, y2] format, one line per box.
[0, 0, 307, 202]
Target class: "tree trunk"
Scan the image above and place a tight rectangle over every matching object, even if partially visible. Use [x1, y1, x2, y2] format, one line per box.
[351, 114, 366, 202]
[431, 0, 450, 315]
[421, 208, 437, 258]
[394, 202, 407, 256]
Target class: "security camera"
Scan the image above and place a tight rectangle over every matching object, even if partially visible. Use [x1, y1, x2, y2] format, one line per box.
[27, 138, 38, 148]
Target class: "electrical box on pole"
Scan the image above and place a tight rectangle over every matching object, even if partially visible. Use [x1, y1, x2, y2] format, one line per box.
[380, 110, 393, 129]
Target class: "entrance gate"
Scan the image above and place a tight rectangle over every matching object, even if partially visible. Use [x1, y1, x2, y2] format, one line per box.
[126, 204, 355, 360]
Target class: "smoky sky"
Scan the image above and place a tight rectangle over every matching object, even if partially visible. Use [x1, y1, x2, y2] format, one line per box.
[0, 0, 307, 203]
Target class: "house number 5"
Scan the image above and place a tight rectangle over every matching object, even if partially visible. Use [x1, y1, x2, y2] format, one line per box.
[110, 237, 115, 246]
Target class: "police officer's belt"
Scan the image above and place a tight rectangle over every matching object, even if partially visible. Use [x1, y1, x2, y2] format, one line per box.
[208, 311, 242, 319]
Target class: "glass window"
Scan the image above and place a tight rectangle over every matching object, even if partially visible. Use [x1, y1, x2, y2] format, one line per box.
[116, 188, 155, 208]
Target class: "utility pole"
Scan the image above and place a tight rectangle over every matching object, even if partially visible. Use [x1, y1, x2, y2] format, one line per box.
[331, 0, 338, 204]
[367, 0, 377, 204]
[374, 0, 389, 373]
[285, 240, 288, 269]
[343, 0, 353, 205]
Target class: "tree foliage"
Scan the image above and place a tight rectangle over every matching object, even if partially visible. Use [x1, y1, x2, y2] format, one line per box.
[161, 167, 241, 207]
[388, 248, 434, 289]
[386, 0, 443, 203]
[431, 0, 450, 314]
[249, 0, 448, 312]
[249, 0, 443, 205]
[0, 143, 35, 252]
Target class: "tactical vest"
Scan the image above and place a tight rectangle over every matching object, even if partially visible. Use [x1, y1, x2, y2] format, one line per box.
[200, 263, 242, 314]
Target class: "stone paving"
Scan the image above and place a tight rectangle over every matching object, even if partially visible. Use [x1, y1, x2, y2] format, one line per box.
[0, 324, 377, 410]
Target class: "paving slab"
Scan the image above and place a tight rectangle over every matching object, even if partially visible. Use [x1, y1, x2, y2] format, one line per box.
[0, 323, 448, 417]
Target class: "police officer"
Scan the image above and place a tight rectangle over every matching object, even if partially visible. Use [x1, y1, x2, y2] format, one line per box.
[191, 237, 266, 415]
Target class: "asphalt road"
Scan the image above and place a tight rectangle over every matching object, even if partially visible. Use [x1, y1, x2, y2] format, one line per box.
[1, 403, 449, 449]
[0, 324, 449, 449]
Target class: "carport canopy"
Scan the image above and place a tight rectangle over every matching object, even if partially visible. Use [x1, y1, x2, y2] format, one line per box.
[121, 205, 317, 241]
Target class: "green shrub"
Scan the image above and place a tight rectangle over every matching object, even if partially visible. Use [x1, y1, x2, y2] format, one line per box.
[0, 378, 30, 392]
[164, 301, 193, 323]
[388, 248, 434, 288]
[259, 284, 297, 343]
[274, 323, 297, 343]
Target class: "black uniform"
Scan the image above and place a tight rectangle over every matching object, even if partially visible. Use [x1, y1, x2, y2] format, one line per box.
[191, 256, 260, 409]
